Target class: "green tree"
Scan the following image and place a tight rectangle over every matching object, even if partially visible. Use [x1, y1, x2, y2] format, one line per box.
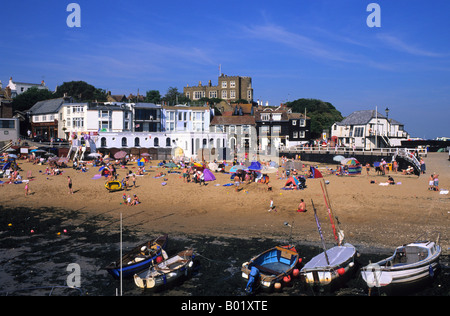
[162, 87, 190, 105]
[286, 98, 343, 139]
[11, 87, 55, 112]
[54, 81, 107, 101]
[145, 90, 161, 104]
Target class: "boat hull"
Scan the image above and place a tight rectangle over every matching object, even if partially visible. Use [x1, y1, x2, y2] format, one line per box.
[105, 234, 168, 279]
[241, 245, 300, 293]
[361, 241, 441, 289]
[134, 249, 195, 290]
[300, 243, 357, 288]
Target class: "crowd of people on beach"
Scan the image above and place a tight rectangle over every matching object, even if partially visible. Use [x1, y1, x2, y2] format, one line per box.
[1, 148, 447, 218]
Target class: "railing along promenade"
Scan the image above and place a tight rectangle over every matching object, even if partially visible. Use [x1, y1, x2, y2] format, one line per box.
[280, 146, 427, 158]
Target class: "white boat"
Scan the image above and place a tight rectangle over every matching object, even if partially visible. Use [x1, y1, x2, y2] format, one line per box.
[300, 243, 357, 287]
[134, 249, 195, 290]
[361, 241, 441, 289]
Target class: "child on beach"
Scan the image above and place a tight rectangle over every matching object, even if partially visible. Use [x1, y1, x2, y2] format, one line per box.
[268, 199, 276, 212]
[25, 182, 30, 196]
[297, 199, 307, 213]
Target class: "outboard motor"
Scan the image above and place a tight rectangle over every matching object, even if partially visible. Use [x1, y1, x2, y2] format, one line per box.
[245, 266, 260, 294]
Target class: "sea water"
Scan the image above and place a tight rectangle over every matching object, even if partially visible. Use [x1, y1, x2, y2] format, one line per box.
[0, 206, 448, 296]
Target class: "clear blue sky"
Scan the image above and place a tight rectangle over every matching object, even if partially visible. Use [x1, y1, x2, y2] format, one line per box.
[2, 0, 449, 139]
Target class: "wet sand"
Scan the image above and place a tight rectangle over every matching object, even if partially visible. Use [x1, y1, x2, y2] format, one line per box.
[1, 152, 449, 253]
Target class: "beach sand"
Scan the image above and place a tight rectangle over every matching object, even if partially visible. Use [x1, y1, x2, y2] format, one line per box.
[1, 152, 449, 253]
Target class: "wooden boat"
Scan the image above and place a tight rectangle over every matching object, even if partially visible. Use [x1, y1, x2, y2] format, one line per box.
[300, 243, 357, 288]
[134, 249, 195, 290]
[241, 245, 300, 293]
[360, 240, 441, 290]
[105, 180, 123, 192]
[300, 193, 358, 289]
[104, 234, 168, 279]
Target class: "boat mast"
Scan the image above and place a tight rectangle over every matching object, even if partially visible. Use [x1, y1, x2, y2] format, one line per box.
[311, 200, 330, 265]
[320, 180, 342, 245]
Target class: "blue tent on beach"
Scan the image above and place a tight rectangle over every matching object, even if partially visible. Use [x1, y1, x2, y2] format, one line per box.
[247, 161, 262, 171]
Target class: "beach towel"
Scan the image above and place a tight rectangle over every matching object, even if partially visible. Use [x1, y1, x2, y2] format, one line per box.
[161, 182, 167, 186]
[91, 174, 102, 180]
[281, 187, 294, 190]
[223, 183, 233, 186]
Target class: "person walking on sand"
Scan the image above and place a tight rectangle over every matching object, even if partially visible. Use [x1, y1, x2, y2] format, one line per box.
[25, 182, 30, 196]
[268, 199, 276, 212]
[67, 176, 73, 194]
[297, 199, 307, 213]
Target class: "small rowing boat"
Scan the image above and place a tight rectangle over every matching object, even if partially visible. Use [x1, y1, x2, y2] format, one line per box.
[104, 234, 168, 279]
[134, 249, 195, 290]
[241, 245, 300, 293]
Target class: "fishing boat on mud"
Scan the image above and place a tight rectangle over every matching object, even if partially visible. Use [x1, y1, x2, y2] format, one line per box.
[300, 180, 358, 290]
[241, 245, 301, 293]
[361, 238, 441, 292]
[134, 249, 195, 290]
[104, 234, 168, 279]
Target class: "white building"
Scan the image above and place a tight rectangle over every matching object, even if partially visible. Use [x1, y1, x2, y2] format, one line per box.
[6, 77, 49, 97]
[0, 118, 20, 143]
[331, 109, 409, 150]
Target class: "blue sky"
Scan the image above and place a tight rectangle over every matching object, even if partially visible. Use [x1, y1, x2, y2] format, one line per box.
[1, 0, 449, 139]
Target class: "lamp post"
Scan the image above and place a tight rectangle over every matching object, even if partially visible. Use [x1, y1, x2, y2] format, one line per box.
[385, 107, 390, 137]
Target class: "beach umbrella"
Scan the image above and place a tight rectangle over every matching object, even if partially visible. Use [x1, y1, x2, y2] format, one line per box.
[208, 162, 218, 171]
[7, 154, 18, 159]
[114, 151, 127, 159]
[229, 165, 246, 173]
[333, 155, 345, 162]
[88, 153, 102, 158]
[341, 157, 360, 166]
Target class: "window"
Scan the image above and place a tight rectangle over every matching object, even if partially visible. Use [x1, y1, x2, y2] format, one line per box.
[293, 131, 298, 138]
[166, 138, 171, 147]
[299, 118, 305, 127]
[229, 125, 236, 133]
[100, 137, 107, 147]
[73, 106, 84, 113]
[354, 127, 364, 137]
[299, 131, 305, 138]
[154, 137, 159, 147]
[0, 120, 15, 128]
[216, 125, 224, 132]
[230, 80, 235, 88]
[247, 90, 252, 99]
[272, 125, 281, 134]
[221, 90, 227, 99]
[261, 114, 270, 121]
[221, 81, 227, 88]
[194, 91, 203, 100]
[230, 90, 236, 99]
[185, 92, 190, 99]
[72, 117, 84, 128]
[209, 91, 217, 98]
[261, 126, 269, 134]
[292, 120, 297, 125]
[121, 137, 127, 147]
[134, 137, 140, 147]
[242, 125, 250, 133]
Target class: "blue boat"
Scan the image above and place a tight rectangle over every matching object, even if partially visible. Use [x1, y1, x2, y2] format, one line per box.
[241, 245, 300, 293]
[104, 234, 168, 279]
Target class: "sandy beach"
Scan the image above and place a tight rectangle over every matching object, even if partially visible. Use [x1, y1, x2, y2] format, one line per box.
[1, 152, 449, 253]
